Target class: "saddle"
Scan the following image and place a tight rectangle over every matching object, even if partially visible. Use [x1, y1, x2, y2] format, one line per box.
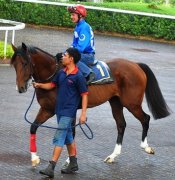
[55, 53, 114, 85]
[88, 60, 114, 85]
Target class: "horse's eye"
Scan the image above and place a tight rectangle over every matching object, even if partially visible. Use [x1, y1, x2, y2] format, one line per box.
[22, 62, 27, 68]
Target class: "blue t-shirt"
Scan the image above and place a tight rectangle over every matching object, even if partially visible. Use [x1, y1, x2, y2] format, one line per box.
[72, 19, 95, 54]
[52, 66, 88, 118]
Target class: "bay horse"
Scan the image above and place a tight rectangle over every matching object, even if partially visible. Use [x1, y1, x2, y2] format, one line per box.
[11, 43, 170, 167]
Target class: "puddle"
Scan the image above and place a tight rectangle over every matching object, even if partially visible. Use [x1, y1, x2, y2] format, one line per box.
[131, 48, 157, 53]
[0, 152, 30, 165]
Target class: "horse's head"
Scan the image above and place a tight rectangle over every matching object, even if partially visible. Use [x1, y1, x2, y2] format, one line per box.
[11, 43, 33, 93]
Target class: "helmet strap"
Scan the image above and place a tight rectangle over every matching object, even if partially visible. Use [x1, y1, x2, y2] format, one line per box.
[77, 14, 83, 23]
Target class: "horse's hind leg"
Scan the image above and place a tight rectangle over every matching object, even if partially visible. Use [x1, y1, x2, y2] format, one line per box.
[127, 106, 155, 154]
[104, 96, 126, 163]
[140, 111, 154, 154]
[30, 108, 54, 167]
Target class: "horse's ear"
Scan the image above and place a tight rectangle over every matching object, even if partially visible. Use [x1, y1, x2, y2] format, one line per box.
[22, 42, 28, 52]
[55, 52, 63, 62]
[11, 43, 17, 52]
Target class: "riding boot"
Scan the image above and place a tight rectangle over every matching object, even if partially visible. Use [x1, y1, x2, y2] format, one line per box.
[86, 72, 95, 85]
[39, 160, 56, 178]
[61, 156, 78, 174]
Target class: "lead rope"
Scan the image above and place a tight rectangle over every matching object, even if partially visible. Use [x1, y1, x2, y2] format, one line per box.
[24, 89, 93, 140]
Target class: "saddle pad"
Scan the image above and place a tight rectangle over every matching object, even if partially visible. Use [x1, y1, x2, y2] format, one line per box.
[91, 61, 113, 84]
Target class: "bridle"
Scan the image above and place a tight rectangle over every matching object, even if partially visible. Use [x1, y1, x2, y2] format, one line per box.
[21, 49, 59, 84]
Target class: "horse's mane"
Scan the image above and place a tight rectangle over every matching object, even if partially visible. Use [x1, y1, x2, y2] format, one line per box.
[10, 45, 55, 65]
[33, 47, 54, 59]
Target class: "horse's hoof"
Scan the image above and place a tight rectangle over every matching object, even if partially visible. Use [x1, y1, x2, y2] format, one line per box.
[145, 147, 155, 154]
[32, 156, 40, 167]
[104, 156, 114, 163]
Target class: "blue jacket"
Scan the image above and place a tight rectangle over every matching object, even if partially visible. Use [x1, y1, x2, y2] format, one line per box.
[72, 20, 95, 54]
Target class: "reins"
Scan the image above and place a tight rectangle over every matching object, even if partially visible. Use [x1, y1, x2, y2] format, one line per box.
[24, 88, 94, 140]
[19, 48, 93, 139]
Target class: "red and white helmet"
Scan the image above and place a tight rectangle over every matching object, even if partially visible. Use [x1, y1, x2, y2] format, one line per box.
[67, 5, 87, 17]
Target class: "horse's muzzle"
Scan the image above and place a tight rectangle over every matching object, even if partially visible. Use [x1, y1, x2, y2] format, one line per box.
[17, 83, 28, 93]
[18, 87, 27, 93]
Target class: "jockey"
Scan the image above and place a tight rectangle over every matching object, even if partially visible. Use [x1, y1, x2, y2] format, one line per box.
[67, 4, 96, 85]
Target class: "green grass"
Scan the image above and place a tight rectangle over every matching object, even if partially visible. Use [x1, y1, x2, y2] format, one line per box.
[81, 2, 175, 16]
[0, 41, 13, 58]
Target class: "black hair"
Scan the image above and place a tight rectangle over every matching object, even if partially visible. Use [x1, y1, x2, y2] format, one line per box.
[66, 47, 81, 64]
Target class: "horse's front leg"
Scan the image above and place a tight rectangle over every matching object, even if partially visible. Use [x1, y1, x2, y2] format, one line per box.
[104, 120, 125, 163]
[104, 98, 126, 163]
[30, 108, 54, 167]
[30, 121, 40, 167]
[104, 144, 122, 163]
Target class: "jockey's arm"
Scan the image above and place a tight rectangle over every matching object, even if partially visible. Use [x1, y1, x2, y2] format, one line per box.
[33, 82, 56, 90]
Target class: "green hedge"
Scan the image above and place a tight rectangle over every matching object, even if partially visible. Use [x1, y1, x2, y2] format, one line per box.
[0, 0, 175, 40]
[0, 41, 13, 58]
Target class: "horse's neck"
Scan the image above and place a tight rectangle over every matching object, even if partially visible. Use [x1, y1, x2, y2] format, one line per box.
[32, 54, 56, 81]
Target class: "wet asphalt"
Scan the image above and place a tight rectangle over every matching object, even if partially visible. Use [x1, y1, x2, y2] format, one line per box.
[0, 26, 175, 180]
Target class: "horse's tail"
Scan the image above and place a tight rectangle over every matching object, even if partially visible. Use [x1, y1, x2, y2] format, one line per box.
[138, 63, 171, 119]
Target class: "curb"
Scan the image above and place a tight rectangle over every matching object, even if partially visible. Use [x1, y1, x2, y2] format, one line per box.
[0, 64, 10, 67]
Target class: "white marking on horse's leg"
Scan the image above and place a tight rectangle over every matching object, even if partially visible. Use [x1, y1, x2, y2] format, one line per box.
[140, 137, 148, 148]
[65, 157, 70, 164]
[16, 85, 18, 91]
[31, 152, 40, 167]
[140, 137, 155, 154]
[104, 144, 121, 163]
[61, 157, 70, 168]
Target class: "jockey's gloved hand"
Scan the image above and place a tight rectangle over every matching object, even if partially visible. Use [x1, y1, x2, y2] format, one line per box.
[55, 52, 63, 61]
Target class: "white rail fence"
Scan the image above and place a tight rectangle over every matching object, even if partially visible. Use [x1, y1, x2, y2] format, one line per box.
[14, 0, 175, 20]
[0, 19, 25, 58]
